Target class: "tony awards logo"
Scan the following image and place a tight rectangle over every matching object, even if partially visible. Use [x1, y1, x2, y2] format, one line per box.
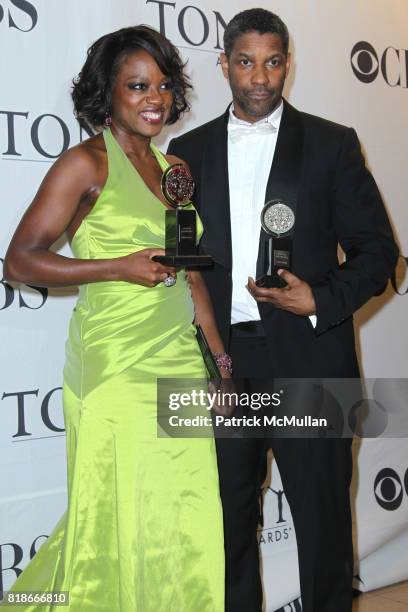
[256, 199, 295, 288]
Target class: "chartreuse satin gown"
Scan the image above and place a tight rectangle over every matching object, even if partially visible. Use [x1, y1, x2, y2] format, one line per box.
[6, 128, 225, 611]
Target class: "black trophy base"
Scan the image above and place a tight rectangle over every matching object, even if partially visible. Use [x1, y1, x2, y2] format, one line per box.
[256, 272, 288, 288]
[152, 254, 213, 267]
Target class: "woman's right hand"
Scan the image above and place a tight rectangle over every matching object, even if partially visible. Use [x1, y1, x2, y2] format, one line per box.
[118, 248, 177, 287]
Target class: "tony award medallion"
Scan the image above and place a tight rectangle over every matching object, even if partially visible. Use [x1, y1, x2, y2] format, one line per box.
[152, 164, 212, 267]
[256, 199, 295, 288]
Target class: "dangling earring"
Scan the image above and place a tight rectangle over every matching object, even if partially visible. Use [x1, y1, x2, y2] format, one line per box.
[104, 112, 112, 127]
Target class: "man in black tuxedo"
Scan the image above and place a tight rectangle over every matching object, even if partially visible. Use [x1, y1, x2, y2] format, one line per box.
[168, 8, 398, 612]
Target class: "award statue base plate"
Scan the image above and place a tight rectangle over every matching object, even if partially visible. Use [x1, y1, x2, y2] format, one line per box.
[256, 273, 288, 288]
[152, 254, 213, 267]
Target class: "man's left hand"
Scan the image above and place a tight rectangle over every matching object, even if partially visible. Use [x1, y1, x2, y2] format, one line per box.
[247, 270, 316, 316]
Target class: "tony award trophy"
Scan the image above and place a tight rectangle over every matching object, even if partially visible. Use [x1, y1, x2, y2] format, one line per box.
[256, 199, 295, 288]
[152, 163, 212, 267]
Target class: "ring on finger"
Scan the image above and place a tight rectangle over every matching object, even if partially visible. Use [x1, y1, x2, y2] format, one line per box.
[163, 274, 177, 287]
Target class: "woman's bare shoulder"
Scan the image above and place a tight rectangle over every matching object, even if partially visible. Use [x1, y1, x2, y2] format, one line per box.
[66, 132, 105, 163]
[49, 132, 107, 178]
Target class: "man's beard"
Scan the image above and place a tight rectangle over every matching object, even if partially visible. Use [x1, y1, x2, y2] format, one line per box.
[231, 85, 282, 119]
[234, 90, 280, 119]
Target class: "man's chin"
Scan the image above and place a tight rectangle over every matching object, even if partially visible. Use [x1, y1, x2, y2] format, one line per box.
[241, 98, 278, 119]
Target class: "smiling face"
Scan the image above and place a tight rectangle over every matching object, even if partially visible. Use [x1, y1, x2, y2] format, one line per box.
[110, 49, 173, 138]
[221, 31, 290, 123]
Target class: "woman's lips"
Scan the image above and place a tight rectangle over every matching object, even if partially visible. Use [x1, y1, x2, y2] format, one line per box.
[140, 110, 164, 124]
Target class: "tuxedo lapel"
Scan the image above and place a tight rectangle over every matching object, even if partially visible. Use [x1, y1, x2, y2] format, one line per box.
[263, 100, 304, 208]
[256, 101, 304, 314]
[199, 109, 232, 269]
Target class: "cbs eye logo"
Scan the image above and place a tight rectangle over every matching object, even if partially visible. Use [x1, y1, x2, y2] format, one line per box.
[374, 468, 408, 511]
[351, 41, 408, 87]
[351, 42, 379, 83]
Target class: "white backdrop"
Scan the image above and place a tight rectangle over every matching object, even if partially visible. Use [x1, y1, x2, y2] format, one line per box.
[1, 1, 407, 609]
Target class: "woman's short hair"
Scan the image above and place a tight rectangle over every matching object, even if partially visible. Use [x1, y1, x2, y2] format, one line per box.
[72, 25, 191, 131]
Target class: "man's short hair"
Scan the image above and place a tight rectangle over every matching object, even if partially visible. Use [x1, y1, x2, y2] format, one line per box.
[223, 8, 289, 58]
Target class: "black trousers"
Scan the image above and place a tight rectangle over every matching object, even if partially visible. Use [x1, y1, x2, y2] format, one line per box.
[215, 327, 353, 612]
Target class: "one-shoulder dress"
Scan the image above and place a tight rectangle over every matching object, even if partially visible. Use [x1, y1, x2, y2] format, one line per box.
[5, 128, 225, 611]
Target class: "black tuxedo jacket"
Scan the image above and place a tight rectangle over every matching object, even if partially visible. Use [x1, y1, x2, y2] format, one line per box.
[168, 101, 398, 377]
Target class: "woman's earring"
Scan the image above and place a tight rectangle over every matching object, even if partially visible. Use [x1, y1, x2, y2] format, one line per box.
[104, 113, 112, 127]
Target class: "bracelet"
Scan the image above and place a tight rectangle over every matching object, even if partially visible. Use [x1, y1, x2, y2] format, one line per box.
[214, 352, 233, 375]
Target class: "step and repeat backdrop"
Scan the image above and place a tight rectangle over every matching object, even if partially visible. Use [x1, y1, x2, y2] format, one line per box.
[1, 1, 407, 609]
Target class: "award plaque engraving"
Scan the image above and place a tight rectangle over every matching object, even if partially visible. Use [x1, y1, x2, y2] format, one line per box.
[152, 164, 212, 267]
[256, 199, 295, 288]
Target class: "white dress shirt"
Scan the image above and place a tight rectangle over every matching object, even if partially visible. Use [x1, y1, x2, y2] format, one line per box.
[228, 102, 283, 324]
[227, 102, 317, 327]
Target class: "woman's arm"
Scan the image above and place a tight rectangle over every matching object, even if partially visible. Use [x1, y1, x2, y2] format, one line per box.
[4, 144, 175, 288]
[188, 270, 231, 377]
[165, 156, 232, 373]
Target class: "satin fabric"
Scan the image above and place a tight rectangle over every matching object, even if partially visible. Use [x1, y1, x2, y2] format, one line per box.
[6, 129, 224, 611]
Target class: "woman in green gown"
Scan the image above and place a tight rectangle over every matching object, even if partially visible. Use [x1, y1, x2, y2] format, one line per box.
[4, 26, 227, 611]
